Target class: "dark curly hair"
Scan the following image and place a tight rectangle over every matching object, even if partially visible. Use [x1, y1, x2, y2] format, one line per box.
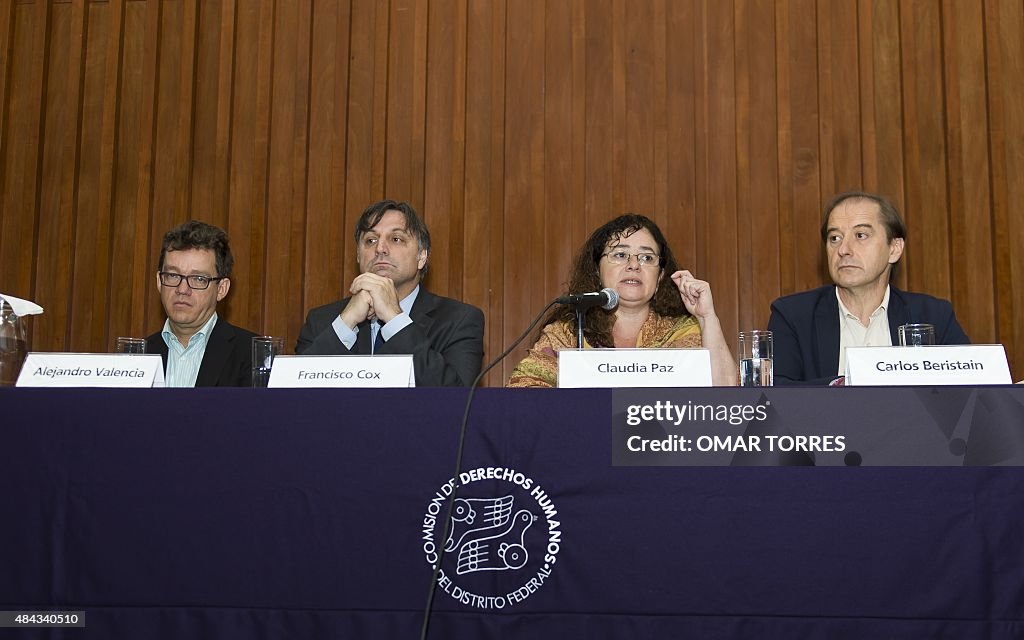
[545, 214, 688, 347]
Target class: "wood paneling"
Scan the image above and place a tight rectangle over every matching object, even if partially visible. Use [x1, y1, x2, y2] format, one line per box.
[986, 0, 1024, 377]
[2, 0, 1024, 385]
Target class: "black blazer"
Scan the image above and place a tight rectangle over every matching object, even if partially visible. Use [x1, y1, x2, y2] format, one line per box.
[295, 287, 484, 387]
[146, 317, 258, 387]
[767, 285, 970, 386]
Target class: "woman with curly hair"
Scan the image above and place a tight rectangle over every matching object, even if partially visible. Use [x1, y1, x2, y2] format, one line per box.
[507, 214, 736, 387]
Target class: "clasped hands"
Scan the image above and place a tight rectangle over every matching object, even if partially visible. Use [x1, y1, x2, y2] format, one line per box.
[339, 273, 403, 330]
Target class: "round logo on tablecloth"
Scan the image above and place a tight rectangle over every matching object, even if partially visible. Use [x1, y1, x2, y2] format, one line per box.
[421, 467, 562, 609]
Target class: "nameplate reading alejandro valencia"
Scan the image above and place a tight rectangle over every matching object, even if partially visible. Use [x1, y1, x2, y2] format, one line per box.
[17, 353, 165, 388]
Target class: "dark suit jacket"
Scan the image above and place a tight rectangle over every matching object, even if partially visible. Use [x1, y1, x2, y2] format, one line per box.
[295, 288, 484, 387]
[146, 317, 258, 387]
[767, 285, 970, 386]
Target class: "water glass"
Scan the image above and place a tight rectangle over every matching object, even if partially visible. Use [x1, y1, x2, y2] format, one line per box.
[0, 301, 29, 386]
[898, 323, 935, 347]
[738, 330, 773, 387]
[252, 336, 285, 388]
[115, 337, 147, 354]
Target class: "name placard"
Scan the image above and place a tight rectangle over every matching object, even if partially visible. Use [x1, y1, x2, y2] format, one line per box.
[16, 353, 165, 388]
[558, 348, 712, 388]
[845, 344, 1011, 386]
[267, 354, 415, 388]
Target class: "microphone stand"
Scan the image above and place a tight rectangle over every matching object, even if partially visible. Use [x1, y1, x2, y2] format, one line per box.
[419, 298, 559, 640]
[575, 306, 585, 350]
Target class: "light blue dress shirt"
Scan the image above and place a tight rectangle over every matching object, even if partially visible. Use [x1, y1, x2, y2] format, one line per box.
[161, 312, 219, 387]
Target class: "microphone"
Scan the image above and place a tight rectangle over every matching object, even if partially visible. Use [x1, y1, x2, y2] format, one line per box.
[556, 287, 619, 310]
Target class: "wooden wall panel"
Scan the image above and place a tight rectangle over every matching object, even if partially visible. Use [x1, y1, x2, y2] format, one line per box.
[0, 3, 15, 164]
[109, 0, 151, 344]
[649, 0, 667, 233]
[384, 0, 426, 205]
[94, 0, 125, 352]
[986, 0, 1024, 376]
[3, 0, 1024, 383]
[423, 0, 462, 298]
[736, 0, 780, 336]
[702, 1, 739, 338]
[1, 2, 46, 304]
[622, 0, 654, 217]
[304, 0, 350, 324]
[503, 0, 545, 377]
[943, 0, 995, 343]
[583, 0, 613, 236]
[67, 1, 114, 350]
[664, 0, 698, 285]
[191, 0, 230, 231]
[860, 0, 905, 259]
[463, 0, 505, 385]
[541, 0, 575, 308]
[817, 0, 863, 196]
[775, 0, 822, 295]
[126, 0, 160, 333]
[901, 0, 952, 297]
[225, 0, 272, 333]
[342, 0, 386, 296]
[33, 1, 78, 352]
[262, 0, 311, 343]
[148, 0, 193, 332]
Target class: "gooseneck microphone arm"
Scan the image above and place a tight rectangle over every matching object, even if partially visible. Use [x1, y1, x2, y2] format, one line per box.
[419, 298, 560, 640]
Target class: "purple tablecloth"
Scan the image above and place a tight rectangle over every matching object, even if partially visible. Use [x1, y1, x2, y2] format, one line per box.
[2, 387, 1023, 638]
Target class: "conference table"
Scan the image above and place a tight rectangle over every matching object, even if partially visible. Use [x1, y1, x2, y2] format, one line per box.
[3, 386, 1023, 638]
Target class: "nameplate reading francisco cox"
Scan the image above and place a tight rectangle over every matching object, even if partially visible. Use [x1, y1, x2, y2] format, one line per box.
[267, 354, 415, 388]
[558, 348, 712, 388]
[16, 353, 165, 388]
[845, 344, 1011, 386]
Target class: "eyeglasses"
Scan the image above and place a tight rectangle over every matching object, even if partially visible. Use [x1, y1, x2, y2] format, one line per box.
[602, 251, 663, 267]
[158, 272, 224, 290]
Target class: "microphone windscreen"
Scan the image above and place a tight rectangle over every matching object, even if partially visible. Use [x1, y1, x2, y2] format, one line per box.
[601, 287, 619, 310]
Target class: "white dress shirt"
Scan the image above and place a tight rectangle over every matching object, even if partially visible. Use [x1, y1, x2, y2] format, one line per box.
[837, 286, 892, 376]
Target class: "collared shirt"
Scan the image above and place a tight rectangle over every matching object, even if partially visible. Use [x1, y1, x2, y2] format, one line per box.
[331, 285, 420, 352]
[837, 286, 892, 375]
[161, 313, 219, 388]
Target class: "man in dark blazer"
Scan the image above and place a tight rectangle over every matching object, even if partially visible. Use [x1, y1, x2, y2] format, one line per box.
[768, 191, 969, 385]
[147, 221, 257, 387]
[295, 200, 484, 387]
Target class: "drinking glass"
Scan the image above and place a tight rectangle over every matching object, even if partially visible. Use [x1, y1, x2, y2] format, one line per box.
[115, 337, 147, 354]
[0, 301, 29, 386]
[738, 330, 773, 387]
[898, 324, 935, 347]
[252, 336, 285, 387]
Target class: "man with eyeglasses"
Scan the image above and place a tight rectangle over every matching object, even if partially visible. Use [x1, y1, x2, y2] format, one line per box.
[295, 200, 484, 386]
[146, 220, 257, 387]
